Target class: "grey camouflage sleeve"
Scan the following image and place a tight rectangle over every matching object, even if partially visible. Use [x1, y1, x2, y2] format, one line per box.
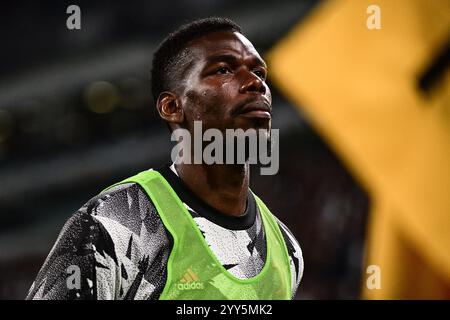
[276, 217, 304, 299]
[25, 206, 117, 300]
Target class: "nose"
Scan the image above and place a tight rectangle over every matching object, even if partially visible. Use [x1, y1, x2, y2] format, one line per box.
[239, 72, 266, 95]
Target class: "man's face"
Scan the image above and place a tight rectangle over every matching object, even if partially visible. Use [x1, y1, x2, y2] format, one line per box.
[179, 31, 272, 133]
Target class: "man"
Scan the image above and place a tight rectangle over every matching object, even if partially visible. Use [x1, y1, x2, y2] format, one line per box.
[27, 17, 303, 300]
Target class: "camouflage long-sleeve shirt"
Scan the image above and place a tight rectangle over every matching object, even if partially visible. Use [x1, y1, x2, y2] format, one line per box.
[27, 164, 303, 300]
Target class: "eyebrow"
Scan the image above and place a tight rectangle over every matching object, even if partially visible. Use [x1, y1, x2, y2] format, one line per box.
[206, 53, 267, 69]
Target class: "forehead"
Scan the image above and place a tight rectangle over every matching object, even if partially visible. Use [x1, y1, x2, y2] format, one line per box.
[187, 31, 263, 61]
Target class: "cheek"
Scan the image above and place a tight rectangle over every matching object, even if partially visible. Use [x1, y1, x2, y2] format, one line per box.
[220, 81, 237, 101]
[186, 87, 229, 119]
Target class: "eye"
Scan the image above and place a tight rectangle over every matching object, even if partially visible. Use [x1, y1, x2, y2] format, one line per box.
[254, 69, 266, 80]
[216, 66, 231, 75]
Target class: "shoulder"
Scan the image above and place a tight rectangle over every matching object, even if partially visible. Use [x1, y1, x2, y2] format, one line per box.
[274, 217, 302, 258]
[273, 216, 304, 296]
[86, 181, 161, 235]
[88, 181, 173, 299]
[83, 181, 173, 259]
[28, 181, 172, 300]
[252, 193, 304, 286]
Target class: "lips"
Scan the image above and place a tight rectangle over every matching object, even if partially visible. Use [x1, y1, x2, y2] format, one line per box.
[236, 99, 272, 119]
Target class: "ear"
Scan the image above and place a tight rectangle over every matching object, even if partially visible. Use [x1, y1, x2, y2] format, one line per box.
[156, 92, 184, 126]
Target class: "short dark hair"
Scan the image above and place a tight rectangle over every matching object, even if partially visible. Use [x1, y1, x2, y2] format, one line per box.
[150, 17, 242, 102]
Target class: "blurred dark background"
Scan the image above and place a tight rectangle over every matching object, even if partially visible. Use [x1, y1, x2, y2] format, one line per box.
[0, 0, 369, 299]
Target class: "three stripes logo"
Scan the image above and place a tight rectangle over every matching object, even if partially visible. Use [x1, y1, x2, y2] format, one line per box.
[177, 267, 204, 291]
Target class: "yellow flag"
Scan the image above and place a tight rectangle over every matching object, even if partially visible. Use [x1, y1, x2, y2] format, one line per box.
[267, 0, 450, 299]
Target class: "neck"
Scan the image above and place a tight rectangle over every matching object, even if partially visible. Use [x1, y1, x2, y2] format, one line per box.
[174, 163, 250, 217]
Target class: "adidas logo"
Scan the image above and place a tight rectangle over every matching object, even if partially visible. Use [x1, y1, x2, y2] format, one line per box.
[177, 268, 204, 291]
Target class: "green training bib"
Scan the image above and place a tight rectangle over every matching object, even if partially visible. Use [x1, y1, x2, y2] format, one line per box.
[107, 169, 292, 300]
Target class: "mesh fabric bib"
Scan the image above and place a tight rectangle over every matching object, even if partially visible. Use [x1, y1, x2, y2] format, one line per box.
[106, 169, 292, 300]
